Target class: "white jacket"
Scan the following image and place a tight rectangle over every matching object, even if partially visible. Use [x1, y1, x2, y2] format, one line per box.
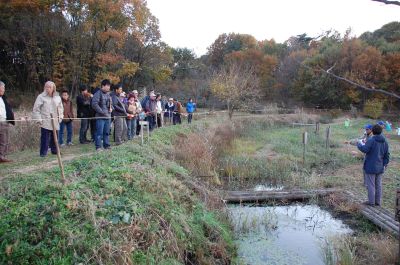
[32, 91, 64, 130]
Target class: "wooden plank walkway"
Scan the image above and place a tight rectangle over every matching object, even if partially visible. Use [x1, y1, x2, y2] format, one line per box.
[343, 191, 399, 236]
[222, 188, 399, 236]
[222, 188, 338, 203]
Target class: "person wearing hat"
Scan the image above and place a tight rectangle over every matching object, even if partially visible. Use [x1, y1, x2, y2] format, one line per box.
[346, 124, 373, 146]
[144, 91, 157, 131]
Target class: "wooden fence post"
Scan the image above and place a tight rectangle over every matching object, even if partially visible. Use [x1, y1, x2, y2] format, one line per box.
[325, 126, 331, 149]
[50, 113, 66, 184]
[315, 122, 320, 134]
[303, 131, 308, 165]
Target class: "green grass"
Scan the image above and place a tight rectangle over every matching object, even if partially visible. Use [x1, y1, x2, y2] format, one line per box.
[0, 124, 236, 264]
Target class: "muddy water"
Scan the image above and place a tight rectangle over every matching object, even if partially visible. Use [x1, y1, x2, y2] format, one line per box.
[228, 204, 352, 265]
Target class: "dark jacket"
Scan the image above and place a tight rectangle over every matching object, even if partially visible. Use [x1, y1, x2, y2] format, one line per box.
[76, 94, 91, 118]
[111, 91, 127, 117]
[144, 99, 157, 116]
[357, 134, 390, 174]
[1, 95, 15, 125]
[91, 90, 112, 118]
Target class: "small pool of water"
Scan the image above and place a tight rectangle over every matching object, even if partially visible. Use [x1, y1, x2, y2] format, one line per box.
[228, 204, 352, 265]
[253, 184, 284, 191]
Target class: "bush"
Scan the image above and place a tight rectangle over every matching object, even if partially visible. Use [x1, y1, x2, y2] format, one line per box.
[319, 115, 333, 124]
[363, 98, 384, 119]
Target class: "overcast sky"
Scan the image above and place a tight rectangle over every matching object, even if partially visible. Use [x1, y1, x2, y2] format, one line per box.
[146, 0, 399, 56]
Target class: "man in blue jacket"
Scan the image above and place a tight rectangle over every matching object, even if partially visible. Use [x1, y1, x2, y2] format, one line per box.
[186, 98, 196, 124]
[357, 124, 390, 206]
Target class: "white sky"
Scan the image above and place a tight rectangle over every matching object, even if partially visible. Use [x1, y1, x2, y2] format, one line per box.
[146, 0, 400, 56]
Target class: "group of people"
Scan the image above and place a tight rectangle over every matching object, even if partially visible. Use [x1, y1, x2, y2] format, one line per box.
[347, 121, 390, 207]
[0, 79, 197, 161]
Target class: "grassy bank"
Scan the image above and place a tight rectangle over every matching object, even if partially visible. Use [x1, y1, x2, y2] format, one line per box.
[0, 124, 236, 264]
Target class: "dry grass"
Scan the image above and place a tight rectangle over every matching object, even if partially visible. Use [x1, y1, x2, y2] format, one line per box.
[173, 123, 235, 184]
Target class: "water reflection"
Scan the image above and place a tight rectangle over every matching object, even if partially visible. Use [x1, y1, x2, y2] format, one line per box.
[228, 204, 352, 265]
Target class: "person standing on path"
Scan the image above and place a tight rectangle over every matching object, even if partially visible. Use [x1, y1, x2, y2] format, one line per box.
[357, 124, 390, 206]
[91, 79, 113, 151]
[32, 81, 64, 157]
[0, 81, 15, 163]
[59, 90, 74, 147]
[77, 85, 93, 144]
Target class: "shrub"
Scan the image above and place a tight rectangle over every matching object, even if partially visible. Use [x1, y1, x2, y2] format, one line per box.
[363, 98, 384, 119]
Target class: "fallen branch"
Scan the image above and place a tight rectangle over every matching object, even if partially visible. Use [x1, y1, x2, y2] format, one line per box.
[297, 59, 400, 100]
[372, 0, 400, 6]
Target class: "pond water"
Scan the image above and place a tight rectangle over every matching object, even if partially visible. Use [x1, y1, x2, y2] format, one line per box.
[228, 204, 352, 265]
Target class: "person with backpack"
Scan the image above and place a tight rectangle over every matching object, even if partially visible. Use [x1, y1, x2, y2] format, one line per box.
[357, 124, 390, 206]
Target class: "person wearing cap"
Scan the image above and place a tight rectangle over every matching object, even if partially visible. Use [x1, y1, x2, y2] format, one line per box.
[144, 92, 157, 131]
[165, 98, 175, 123]
[346, 124, 373, 146]
[357, 124, 390, 206]
[0, 81, 15, 163]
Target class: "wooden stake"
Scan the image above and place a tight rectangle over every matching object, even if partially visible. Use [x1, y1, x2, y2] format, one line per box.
[315, 122, 320, 134]
[325, 126, 331, 149]
[50, 113, 66, 184]
[302, 131, 308, 164]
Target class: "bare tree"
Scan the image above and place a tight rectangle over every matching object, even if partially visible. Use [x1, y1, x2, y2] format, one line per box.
[210, 63, 260, 119]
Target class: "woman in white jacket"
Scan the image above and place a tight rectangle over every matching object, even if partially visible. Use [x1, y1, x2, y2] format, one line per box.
[32, 81, 64, 157]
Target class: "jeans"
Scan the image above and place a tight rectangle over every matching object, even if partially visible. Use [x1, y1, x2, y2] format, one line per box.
[146, 115, 156, 131]
[59, 121, 73, 145]
[79, 119, 89, 143]
[187, 113, 193, 124]
[127, 117, 137, 140]
[95, 118, 111, 149]
[173, 114, 181, 125]
[90, 119, 96, 141]
[40, 128, 57, 156]
[365, 173, 383, 205]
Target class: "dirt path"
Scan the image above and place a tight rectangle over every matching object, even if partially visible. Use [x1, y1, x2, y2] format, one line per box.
[6, 152, 94, 176]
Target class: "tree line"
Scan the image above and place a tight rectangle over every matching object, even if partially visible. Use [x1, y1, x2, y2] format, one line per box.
[1, 1, 400, 112]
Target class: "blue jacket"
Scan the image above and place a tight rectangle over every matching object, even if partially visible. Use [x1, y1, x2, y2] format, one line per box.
[357, 134, 390, 174]
[186, 102, 196, 113]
